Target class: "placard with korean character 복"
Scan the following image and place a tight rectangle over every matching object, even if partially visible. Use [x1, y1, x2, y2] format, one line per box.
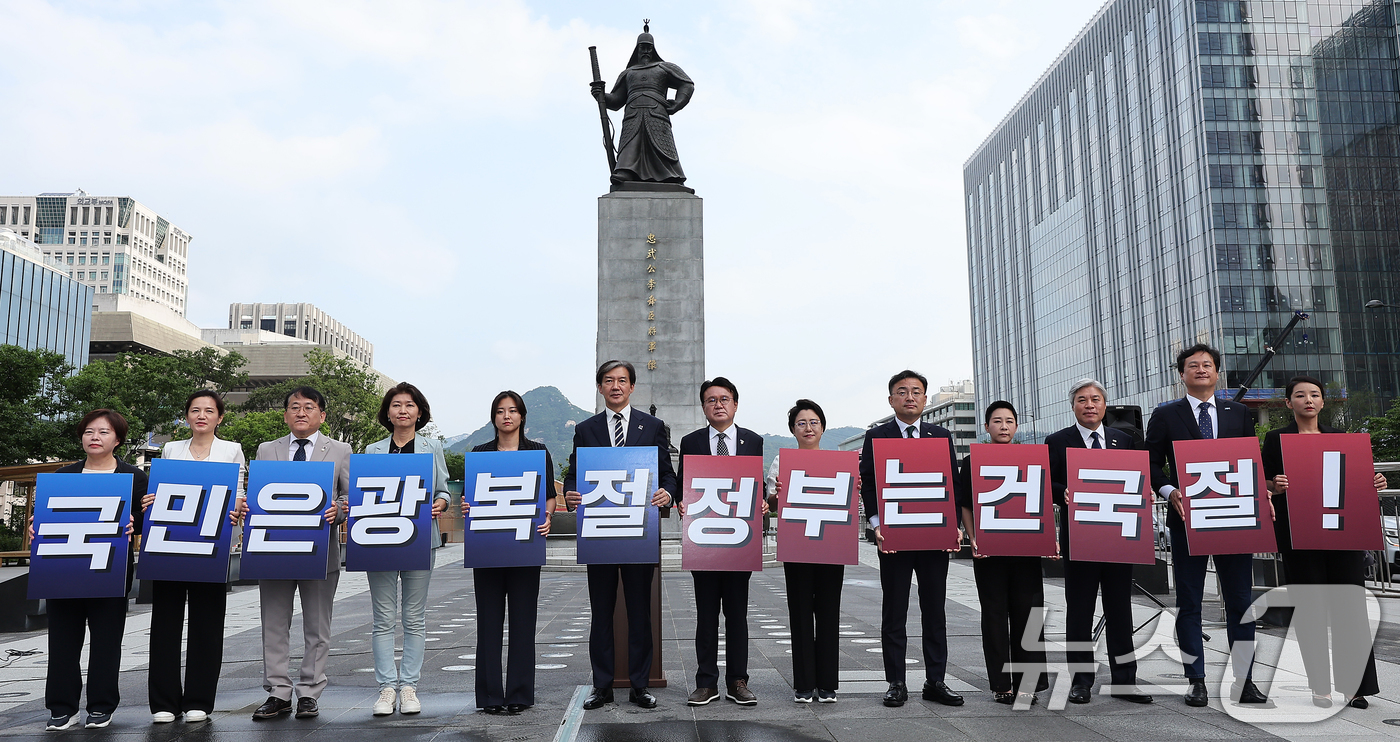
[681, 455, 764, 572]
[463, 450, 549, 569]
[1173, 438, 1277, 555]
[970, 444, 1057, 557]
[576, 446, 661, 565]
[874, 438, 959, 552]
[346, 453, 435, 572]
[1066, 448, 1154, 565]
[138, 459, 239, 582]
[241, 460, 335, 580]
[1281, 433, 1382, 551]
[776, 448, 860, 565]
[29, 473, 132, 599]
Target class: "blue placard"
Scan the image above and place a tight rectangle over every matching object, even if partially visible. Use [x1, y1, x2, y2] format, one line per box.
[462, 450, 549, 569]
[29, 473, 133, 599]
[138, 459, 239, 583]
[576, 446, 660, 565]
[346, 453, 435, 572]
[241, 460, 335, 580]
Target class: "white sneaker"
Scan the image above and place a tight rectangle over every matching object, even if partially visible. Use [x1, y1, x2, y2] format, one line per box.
[152, 711, 177, 723]
[373, 687, 396, 716]
[399, 686, 421, 714]
[184, 710, 208, 723]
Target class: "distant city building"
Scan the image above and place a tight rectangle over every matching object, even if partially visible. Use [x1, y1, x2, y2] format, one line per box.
[0, 190, 191, 317]
[839, 380, 979, 456]
[228, 302, 373, 366]
[964, 0, 1400, 438]
[0, 227, 93, 368]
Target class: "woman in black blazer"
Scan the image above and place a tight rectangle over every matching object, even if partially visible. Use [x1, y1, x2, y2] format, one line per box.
[1262, 375, 1388, 709]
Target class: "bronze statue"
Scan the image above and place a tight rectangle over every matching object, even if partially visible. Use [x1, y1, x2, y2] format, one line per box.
[589, 22, 694, 188]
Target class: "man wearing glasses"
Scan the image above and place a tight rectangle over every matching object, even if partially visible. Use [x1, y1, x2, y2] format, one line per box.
[675, 378, 766, 707]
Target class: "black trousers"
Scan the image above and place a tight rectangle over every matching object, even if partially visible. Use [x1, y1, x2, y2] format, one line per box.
[1063, 559, 1137, 689]
[1279, 549, 1380, 697]
[474, 566, 541, 707]
[784, 562, 843, 692]
[586, 563, 654, 690]
[46, 597, 127, 717]
[973, 556, 1049, 693]
[148, 580, 227, 714]
[692, 571, 751, 689]
[878, 550, 948, 683]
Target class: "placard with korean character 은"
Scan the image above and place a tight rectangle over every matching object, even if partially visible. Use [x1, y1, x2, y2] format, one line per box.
[681, 455, 764, 572]
[347, 453, 436, 572]
[1173, 438, 1277, 555]
[463, 450, 550, 569]
[776, 448, 860, 565]
[29, 473, 133, 599]
[241, 460, 336, 580]
[970, 443, 1057, 558]
[138, 459, 240, 582]
[576, 446, 661, 565]
[1065, 448, 1155, 565]
[1281, 432, 1383, 551]
[873, 438, 960, 552]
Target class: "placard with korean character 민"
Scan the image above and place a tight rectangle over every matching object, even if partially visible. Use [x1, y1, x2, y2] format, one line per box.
[576, 446, 661, 565]
[1065, 448, 1154, 565]
[874, 438, 960, 552]
[346, 453, 435, 572]
[776, 448, 860, 565]
[138, 459, 239, 582]
[29, 473, 133, 599]
[1281, 433, 1383, 551]
[681, 455, 765, 572]
[462, 450, 550, 569]
[970, 443, 1057, 557]
[1173, 438, 1277, 555]
[241, 460, 336, 580]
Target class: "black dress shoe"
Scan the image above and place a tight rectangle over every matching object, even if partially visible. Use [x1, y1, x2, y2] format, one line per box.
[505, 703, 531, 714]
[481, 705, 507, 715]
[1068, 686, 1091, 704]
[882, 682, 908, 707]
[1110, 692, 1153, 704]
[1184, 679, 1208, 708]
[294, 697, 319, 718]
[1349, 695, 1369, 709]
[1232, 679, 1268, 705]
[582, 688, 613, 710]
[252, 697, 292, 720]
[629, 688, 657, 709]
[922, 680, 964, 706]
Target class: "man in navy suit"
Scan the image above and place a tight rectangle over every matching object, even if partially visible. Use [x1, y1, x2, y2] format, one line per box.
[564, 360, 678, 711]
[859, 370, 965, 708]
[1047, 379, 1152, 705]
[1144, 344, 1267, 707]
[675, 377, 766, 707]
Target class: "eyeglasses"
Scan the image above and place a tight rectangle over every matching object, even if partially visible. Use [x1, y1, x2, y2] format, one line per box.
[704, 396, 734, 406]
[287, 404, 321, 414]
[891, 389, 925, 398]
[794, 420, 822, 430]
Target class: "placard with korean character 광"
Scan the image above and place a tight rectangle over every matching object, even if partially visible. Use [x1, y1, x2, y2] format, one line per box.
[347, 453, 436, 572]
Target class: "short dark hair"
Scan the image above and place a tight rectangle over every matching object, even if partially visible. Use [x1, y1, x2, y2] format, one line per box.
[787, 399, 827, 432]
[185, 390, 226, 416]
[1286, 375, 1326, 398]
[284, 386, 327, 410]
[489, 390, 528, 438]
[984, 400, 1018, 424]
[377, 382, 432, 432]
[888, 370, 929, 395]
[78, 409, 129, 443]
[699, 377, 739, 404]
[1175, 343, 1223, 374]
[596, 360, 636, 386]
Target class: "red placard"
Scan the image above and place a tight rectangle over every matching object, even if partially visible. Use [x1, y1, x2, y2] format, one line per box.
[873, 438, 959, 551]
[969, 444, 1057, 557]
[1281, 433, 1383, 551]
[775, 448, 859, 565]
[681, 455, 765, 572]
[1065, 448, 1154, 565]
[1173, 438, 1277, 555]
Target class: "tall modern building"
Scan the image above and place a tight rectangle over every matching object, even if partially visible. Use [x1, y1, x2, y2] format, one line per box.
[964, 0, 1400, 437]
[0, 227, 93, 368]
[227, 302, 374, 366]
[0, 190, 192, 317]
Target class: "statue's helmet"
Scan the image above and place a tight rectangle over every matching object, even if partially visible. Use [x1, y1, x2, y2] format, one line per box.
[627, 21, 662, 67]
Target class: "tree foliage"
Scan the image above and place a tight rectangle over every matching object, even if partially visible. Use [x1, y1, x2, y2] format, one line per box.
[240, 348, 386, 453]
[0, 345, 77, 465]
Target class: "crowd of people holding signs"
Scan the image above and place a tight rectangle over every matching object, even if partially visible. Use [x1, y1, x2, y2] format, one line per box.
[25, 344, 1389, 729]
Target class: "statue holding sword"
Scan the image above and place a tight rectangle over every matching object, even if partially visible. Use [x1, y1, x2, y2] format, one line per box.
[589, 21, 694, 187]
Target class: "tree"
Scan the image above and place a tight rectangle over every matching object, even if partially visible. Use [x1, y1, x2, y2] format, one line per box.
[1364, 397, 1400, 487]
[444, 451, 465, 482]
[0, 345, 78, 465]
[240, 348, 386, 453]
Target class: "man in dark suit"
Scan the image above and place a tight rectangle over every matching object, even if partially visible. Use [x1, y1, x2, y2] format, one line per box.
[1144, 344, 1267, 707]
[564, 360, 677, 711]
[675, 377, 765, 707]
[1047, 379, 1152, 705]
[859, 370, 965, 708]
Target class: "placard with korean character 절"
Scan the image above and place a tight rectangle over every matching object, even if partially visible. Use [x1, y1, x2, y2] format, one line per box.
[138, 459, 239, 582]
[575, 446, 661, 565]
[1173, 437, 1277, 555]
[241, 460, 336, 580]
[29, 473, 133, 599]
[463, 450, 550, 569]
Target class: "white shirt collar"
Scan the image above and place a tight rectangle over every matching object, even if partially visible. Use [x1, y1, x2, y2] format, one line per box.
[1075, 422, 1105, 447]
[1186, 393, 1215, 414]
[709, 424, 736, 453]
[897, 420, 920, 437]
[607, 406, 632, 445]
[289, 431, 320, 459]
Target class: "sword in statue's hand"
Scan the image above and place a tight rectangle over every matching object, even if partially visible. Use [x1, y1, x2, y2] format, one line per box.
[588, 46, 618, 172]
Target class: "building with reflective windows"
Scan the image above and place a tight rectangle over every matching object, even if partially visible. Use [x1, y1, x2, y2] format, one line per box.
[0, 227, 93, 368]
[964, 0, 1400, 438]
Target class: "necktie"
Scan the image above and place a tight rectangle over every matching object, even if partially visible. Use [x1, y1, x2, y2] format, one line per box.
[613, 412, 625, 447]
[716, 432, 729, 456]
[293, 438, 310, 461]
[1198, 402, 1214, 439]
[904, 425, 916, 438]
[1090, 431, 1102, 449]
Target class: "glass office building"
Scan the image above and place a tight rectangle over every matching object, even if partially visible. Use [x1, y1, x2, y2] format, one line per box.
[964, 0, 1400, 437]
[0, 228, 93, 369]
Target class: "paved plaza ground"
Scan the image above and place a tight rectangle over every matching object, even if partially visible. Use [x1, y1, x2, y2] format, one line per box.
[1, 540, 1399, 742]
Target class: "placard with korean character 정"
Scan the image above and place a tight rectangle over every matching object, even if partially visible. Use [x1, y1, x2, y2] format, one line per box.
[776, 448, 860, 565]
[969, 443, 1057, 557]
[462, 450, 550, 569]
[575, 446, 661, 565]
[347, 453, 436, 572]
[874, 438, 960, 552]
[241, 460, 336, 580]
[29, 473, 133, 599]
[138, 459, 239, 582]
[1173, 437, 1277, 555]
[681, 455, 765, 572]
[1281, 432, 1383, 551]
[1065, 448, 1154, 565]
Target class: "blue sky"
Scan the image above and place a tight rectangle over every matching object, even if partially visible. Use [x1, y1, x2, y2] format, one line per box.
[2, 0, 1107, 436]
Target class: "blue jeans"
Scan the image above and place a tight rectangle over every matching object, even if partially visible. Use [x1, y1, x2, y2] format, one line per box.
[1169, 522, 1255, 680]
[368, 567, 432, 689]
